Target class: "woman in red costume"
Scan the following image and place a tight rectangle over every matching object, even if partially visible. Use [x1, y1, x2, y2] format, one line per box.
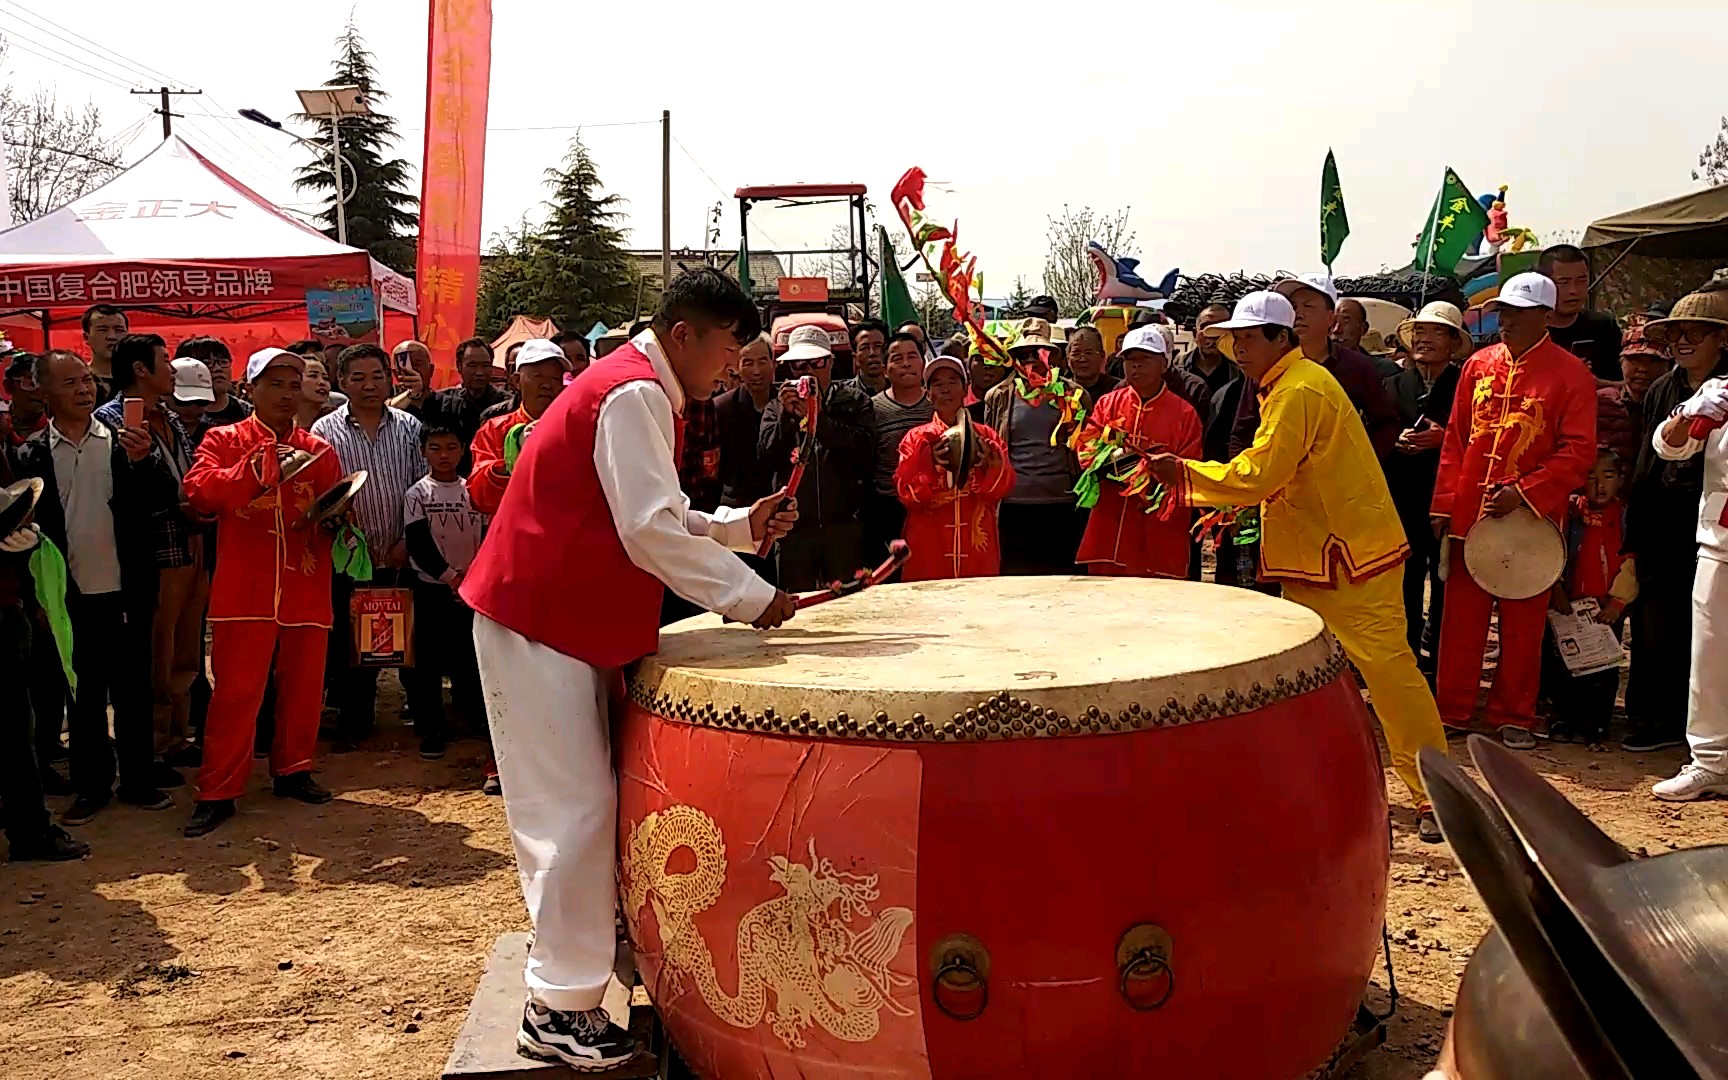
[893, 355, 1014, 581]
[1076, 325, 1203, 577]
[182, 347, 344, 837]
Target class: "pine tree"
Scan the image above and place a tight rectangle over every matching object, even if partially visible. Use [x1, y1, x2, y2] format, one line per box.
[292, 18, 418, 272]
[476, 135, 637, 336]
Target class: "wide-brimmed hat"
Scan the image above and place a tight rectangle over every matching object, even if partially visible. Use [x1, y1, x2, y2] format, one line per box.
[1359, 329, 1395, 358]
[1396, 301, 1472, 360]
[1644, 287, 1728, 347]
[1009, 317, 1060, 354]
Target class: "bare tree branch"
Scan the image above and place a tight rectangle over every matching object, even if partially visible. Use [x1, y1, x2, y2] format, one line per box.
[0, 41, 123, 224]
[1042, 204, 1135, 317]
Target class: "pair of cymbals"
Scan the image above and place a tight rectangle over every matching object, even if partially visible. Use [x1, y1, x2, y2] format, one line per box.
[1420, 738, 1726, 1079]
[940, 411, 977, 488]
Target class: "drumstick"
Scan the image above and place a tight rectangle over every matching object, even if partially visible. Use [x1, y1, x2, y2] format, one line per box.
[794, 540, 910, 610]
[756, 377, 819, 559]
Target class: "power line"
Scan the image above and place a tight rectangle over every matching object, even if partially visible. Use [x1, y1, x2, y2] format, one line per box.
[0, 0, 179, 86]
[0, 138, 119, 167]
[0, 23, 135, 89]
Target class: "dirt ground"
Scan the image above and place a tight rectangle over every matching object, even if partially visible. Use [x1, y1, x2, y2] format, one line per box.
[2, 671, 1723, 1080]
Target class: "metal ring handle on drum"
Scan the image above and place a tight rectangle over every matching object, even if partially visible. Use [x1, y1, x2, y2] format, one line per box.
[931, 955, 989, 1021]
[1118, 947, 1175, 1011]
[1115, 922, 1176, 1012]
[928, 933, 990, 1021]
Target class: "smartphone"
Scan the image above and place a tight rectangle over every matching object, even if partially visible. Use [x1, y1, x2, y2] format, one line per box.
[122, 397, 144, 430]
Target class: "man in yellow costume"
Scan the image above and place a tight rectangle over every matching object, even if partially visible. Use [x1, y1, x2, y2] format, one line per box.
[1148, 291, 1448, 842]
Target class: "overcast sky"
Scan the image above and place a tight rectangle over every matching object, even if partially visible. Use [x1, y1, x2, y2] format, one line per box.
[6, 0, 1726, 289]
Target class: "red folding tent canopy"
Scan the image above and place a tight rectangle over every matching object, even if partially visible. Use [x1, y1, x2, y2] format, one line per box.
[0, 135, 416, 356]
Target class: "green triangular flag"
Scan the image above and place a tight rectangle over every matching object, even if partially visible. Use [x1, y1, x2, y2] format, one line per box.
[1414, 167, 1491, 276]
[1320, 149, 1350, 271]
[877, 225, 917, 330]
[27, 535, 75, 692]
[737, 239, 752, 297]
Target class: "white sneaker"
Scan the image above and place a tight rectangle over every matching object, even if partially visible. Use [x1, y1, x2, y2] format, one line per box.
[1652, 764, 1728, 803]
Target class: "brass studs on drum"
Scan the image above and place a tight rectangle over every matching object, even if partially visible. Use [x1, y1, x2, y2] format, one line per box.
[628, 644, 1349, 744]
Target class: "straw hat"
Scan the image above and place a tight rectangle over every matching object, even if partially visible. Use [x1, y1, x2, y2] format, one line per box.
[1009, 317, 1061, 354]
[1396, 301, 1472, 361]
[1359, 329, 1395, 358]
[1644, 286, 1728, 347]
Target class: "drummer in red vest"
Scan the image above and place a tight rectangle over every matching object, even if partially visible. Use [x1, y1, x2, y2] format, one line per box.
[892, 353, 1014, 580]
[466, 337, 571, 515]
[460, 269, 799, 1071]
[182, 347, 344, 838]
[1075, 325, 1203, 577]
[1430, 272, 1598, 750]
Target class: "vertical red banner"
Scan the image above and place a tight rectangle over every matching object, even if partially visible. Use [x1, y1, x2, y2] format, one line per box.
[415, 0, 492, 388]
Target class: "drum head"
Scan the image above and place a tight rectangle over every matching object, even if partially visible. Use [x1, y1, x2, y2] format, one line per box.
[1464, 508, 1564, 599]
[636, 578, 1342, 742]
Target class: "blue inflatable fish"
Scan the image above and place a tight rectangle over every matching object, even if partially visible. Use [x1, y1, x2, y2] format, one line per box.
[1087, 241, 1178, 303]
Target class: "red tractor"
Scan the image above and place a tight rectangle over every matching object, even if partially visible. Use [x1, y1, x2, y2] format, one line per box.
[735, 183, 872, 379]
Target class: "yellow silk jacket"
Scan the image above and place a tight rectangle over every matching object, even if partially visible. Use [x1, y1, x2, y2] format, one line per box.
[1174, 350, 1409, 587]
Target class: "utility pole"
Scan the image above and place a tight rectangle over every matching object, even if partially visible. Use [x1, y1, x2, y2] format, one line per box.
[130, 86, 202, 139]
[661, 110, 672, 298]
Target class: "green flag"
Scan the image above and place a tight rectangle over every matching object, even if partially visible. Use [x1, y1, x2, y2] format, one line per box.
[737, 239, 752, 296]
[1320, 149, 1349, 270]
[877, 226, 917, 329]
[1414, 167, 1491, 276]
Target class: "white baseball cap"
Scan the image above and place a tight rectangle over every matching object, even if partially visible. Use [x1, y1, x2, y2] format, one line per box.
[513, 338, 569, 371]
[1487, 272, 1558, 312]
[1208, 291, 1297, 333]
[781, 324, 834, 364]
[1272, 273, 1340, 306]
[171, 357, 215, 403]
[923, 355, 968, 386]
[245, 347, 305, 384]
[1118, 324, 1169, 356]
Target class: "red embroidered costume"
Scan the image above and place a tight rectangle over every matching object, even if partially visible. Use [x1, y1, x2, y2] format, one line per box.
[893, 415, 1014, 581]
[1076, 385, 1203, 577]
[184, 416, 343, 800]
[1430, 336, 1597, 730]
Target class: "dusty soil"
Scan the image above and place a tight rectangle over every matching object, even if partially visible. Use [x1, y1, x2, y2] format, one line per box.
[2, 674, 1722, 1080]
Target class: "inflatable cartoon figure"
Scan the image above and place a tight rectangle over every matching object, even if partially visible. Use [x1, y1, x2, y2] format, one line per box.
[1086, 241, 1178, 304]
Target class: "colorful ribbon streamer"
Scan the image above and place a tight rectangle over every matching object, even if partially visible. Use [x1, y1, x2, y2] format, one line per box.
[332, 522, 374, 582]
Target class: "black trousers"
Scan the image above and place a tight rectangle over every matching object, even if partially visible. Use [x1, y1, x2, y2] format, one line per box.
[1, 603, 52, 846]
[1625, 559, 1695, 741]
[405, 581, 483, 743]
[777, 522, 865, 593]
[66, 591, 155, 801]
[28, 606, 68, 767]
[999, 502, 1086, 576]
[1542, 631, 1622, 741]
[329, 569, 408, 743]
[1401, 527, 1446, 666]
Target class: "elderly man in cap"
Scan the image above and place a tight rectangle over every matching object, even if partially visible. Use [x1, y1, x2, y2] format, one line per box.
[985, 317, 1086, 574]
[1430, 272, 1598, 750]
[467, 339, 571, 516]
[1075, 325, 1202, 577]
[181, 347, 345, 837]
[1147, 291, 1450, 842]
[1385, 302, 1470, 667]
[892, 352, 1014, 580]
[758, 323, 876, 592]
[1596, 323, 1670, 468]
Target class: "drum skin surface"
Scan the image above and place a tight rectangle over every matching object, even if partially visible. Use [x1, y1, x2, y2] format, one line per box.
[618, 578, 1389, 1079]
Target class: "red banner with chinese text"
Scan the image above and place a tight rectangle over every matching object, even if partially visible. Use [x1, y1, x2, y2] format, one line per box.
[415, 0, 492, 388]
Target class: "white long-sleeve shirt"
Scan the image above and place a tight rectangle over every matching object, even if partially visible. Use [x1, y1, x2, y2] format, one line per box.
[1654, 384, 1728, 563]
[593, 331, 777, 623]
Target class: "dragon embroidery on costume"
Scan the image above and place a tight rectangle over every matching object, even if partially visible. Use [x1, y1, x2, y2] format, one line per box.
[623, 804, 915, 1049]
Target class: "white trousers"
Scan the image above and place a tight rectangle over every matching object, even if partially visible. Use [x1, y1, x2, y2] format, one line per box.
[474, 614, 615, 1013]
[1689, 556, 1728, 774]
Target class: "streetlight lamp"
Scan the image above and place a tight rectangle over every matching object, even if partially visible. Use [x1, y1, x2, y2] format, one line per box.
[239, 84, 369, 245]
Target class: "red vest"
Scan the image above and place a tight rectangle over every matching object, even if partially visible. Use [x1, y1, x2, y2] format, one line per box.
[461, 342, 682, 667]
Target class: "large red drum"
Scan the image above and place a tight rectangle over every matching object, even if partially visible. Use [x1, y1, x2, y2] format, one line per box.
[619, 577, 1389, 1078]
